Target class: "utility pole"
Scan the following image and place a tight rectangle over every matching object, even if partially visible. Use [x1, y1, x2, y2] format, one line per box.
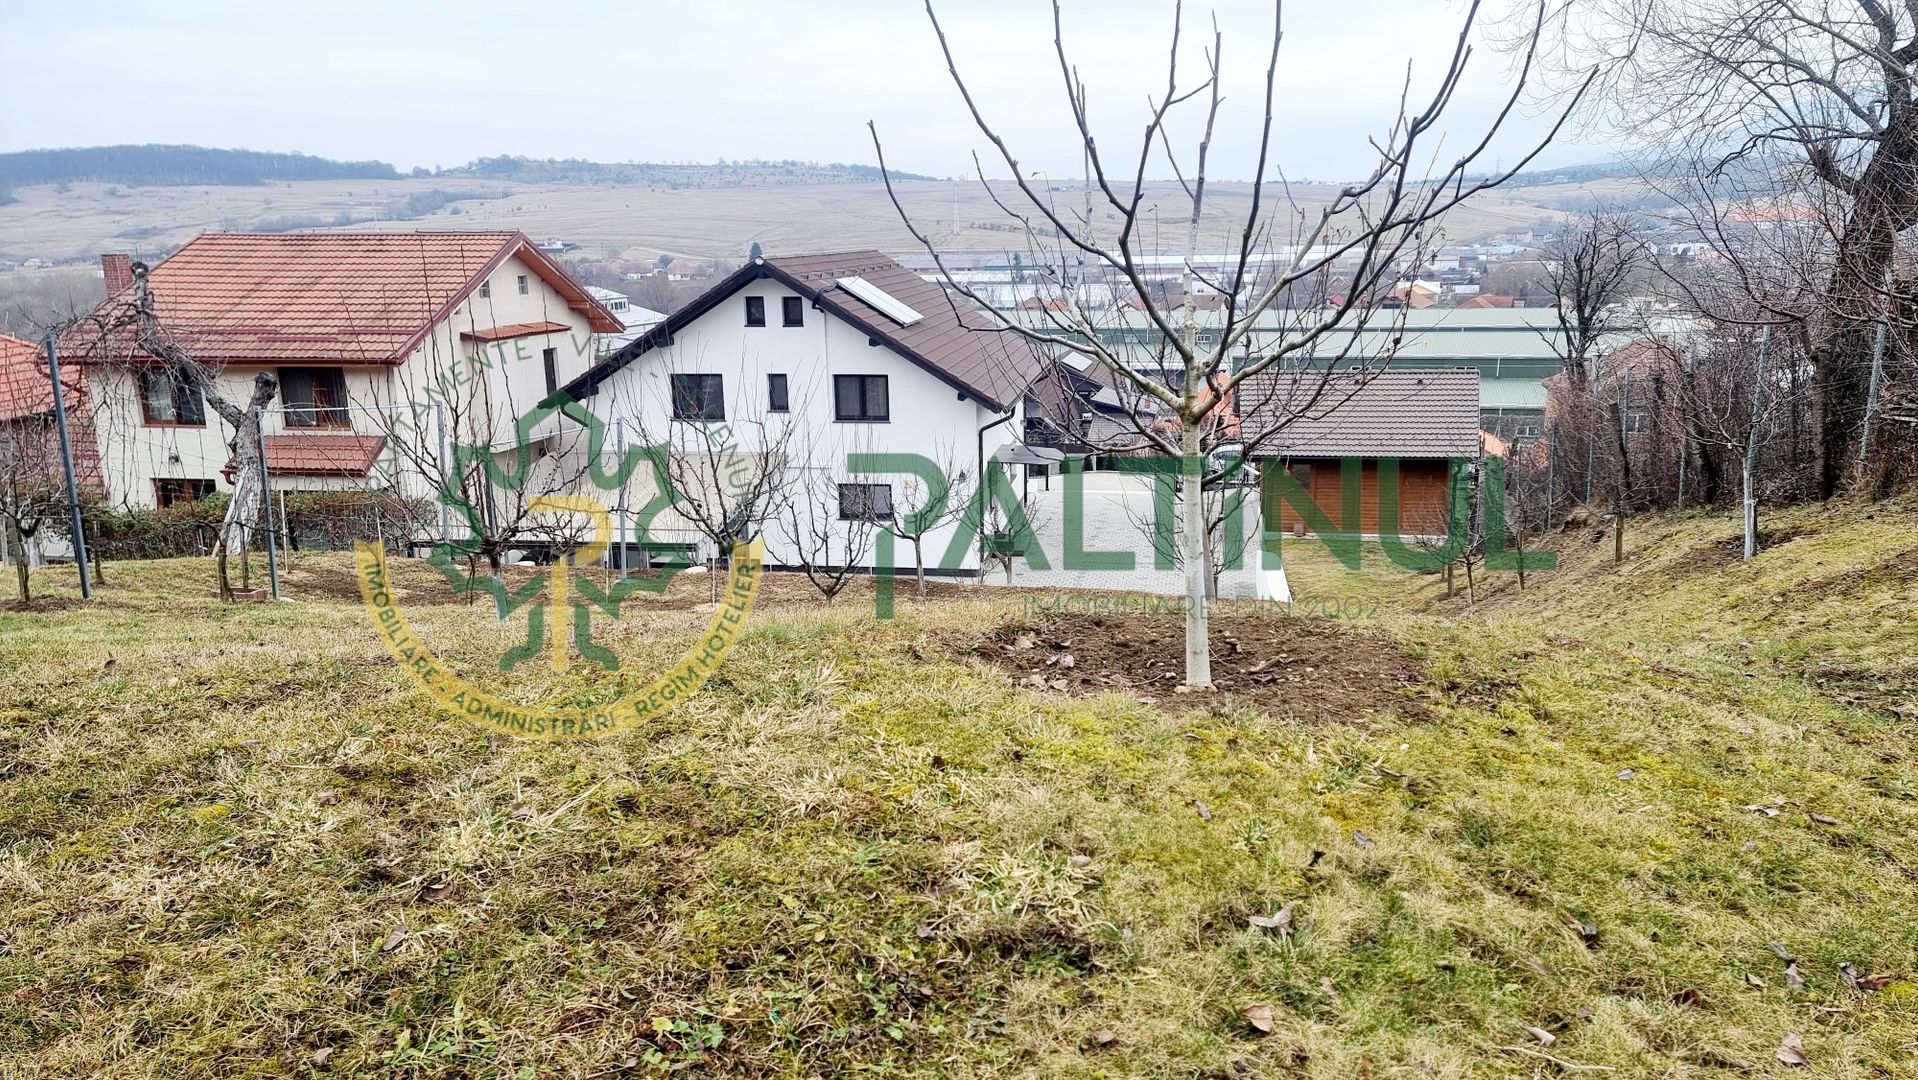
[42, 333, 92, 599]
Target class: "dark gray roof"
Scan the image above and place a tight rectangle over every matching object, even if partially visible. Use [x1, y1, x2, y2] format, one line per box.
[564, 250, 1045, 412]
[1238, 367, 1481, 458]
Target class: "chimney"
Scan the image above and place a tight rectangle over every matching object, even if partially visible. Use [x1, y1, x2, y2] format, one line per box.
[100, 253, 132, 295]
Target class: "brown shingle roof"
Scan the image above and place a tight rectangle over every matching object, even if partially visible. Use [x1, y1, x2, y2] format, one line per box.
[571, 251, 1046, 412]
[67, 232, 618, 367]
[1239, 368, 1480, 458]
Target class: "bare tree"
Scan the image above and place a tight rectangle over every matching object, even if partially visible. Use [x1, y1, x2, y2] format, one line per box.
[1558, 0, 1918, 497]
[1542, 210, 1649, 391]
[872, 0, 1591, 685]
[61, 263, 279, 600]
[781, 465, 881, 603]
[0, 396, 64, 604]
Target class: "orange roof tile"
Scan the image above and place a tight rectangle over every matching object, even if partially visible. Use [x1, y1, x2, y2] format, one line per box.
[240, 433, 388, 476]
[0, 333, 87, 423]
[461, 320, 573, 342]
[69, 231, 619, 367]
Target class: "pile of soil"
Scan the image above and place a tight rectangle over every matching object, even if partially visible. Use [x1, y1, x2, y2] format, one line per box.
[981, 613, 1429, 720]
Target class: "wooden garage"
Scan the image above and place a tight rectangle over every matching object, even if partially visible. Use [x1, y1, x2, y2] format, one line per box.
[1238, 368, 1481, 539]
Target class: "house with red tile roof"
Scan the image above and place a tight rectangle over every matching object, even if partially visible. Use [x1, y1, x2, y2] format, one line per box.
[0, 334, 101, 567]
[62, 232, 619, 514]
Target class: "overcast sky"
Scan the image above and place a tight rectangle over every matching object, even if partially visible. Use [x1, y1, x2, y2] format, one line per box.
[0, 0, 1605, 181]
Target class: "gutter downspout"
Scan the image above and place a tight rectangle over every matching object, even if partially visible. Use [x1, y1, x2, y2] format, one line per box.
[977, 406, 1015, 581]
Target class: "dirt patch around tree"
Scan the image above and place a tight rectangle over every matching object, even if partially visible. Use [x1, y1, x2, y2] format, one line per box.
[979, 612, 1431, 721]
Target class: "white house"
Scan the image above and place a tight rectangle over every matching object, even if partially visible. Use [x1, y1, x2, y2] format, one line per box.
[585, 286, 666, 357]
[558, 251, 1047, 574]
[63, 232, 622, 516]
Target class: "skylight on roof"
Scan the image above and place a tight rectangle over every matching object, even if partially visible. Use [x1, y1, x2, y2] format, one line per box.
[836, 276, 924, 326]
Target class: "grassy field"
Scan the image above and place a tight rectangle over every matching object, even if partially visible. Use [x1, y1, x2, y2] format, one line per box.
[0, 173, 1639, 266]
[2, 501, 1915, 1077]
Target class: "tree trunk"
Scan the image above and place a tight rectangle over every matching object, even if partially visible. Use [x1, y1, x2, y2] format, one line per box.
[913, 536, 928, 599]
[1180, 421, 1211, 687]
[7, 518, 27, 603]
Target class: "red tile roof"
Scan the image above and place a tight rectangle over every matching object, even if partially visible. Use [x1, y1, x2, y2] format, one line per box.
[244, 433, 388, 476]
[0, 334, 102, 490]
[1460, 294, 1517, 309]
[0, 334, 53, 423]
[461, 320, 573, 343]
[68, 231, 619, 367]
[1239, 368, 1481, 458]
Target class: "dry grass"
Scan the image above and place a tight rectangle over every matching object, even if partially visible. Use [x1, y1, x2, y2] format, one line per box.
[0, 174, 1627, 266]
[1, 508, 1915, 1077]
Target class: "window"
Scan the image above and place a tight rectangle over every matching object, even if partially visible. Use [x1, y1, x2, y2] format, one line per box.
[744, 296, 766, 327]
[139, 370, 205, 426]
[517, 274, 529, 295]
[279, 367, 349, 427]
[782, 296, 805, 327]
[542, 347, 559, 396]
[838, 483, 894, 522]
[154, 478, 216, 507]
[767, 373, 789, 412]
[478, 279, 491, 299]
[671, 374, 725, 420]
[833, 374, 889, 422]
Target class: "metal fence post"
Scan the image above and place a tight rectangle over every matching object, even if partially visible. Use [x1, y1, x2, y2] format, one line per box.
[43, 332, 92, 599]
[257, 411, 280, 599]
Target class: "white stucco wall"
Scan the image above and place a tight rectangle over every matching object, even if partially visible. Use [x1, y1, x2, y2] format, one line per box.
[87, 251, 605, 524]
[579, 276, 1022, 573]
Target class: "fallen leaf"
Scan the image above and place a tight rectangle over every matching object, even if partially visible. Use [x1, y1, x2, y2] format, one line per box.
[1775, 1033, 1808, 1067]
[1012, 633, 1037, 650]
[1808, 812, 1841, 826]
[1785, 961, 1805, 990]
[1090, 1028, 1117, 1047]
[1616, 767, 1636, 780]
[1520, 955, 1552, 976]
[1744, 973, 1766, 988]
[1353, 830, 1375, 849]
[1523, 1026, 1556, 1046]
[1048, 679, 1068, 691]
[1057, 654, 1075, 670]
[313, 790, 341, 807]
[380, 929, 407, 953]
[311, 1047, 333, 1067]
[1839, 963, 1861, 990]
[1860, 972, 1896, 992]
[1194, 799, 1212, 821]
[1248, 904, 1294, 936]
[1768, 941, 1797, 963]
[1743, 804, 1780, 818]
[1242, 1004, 1275, 1034]
[1068, 854, 1092, 868]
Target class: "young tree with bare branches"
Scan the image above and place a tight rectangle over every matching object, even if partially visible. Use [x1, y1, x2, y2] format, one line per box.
[872, 0, 1591, 685]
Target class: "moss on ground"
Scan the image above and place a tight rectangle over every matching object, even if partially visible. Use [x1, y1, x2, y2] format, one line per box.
[1, 505, 1914, 1077]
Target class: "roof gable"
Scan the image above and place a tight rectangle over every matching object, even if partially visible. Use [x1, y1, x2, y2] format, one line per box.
[565, 251, 1046, 412]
